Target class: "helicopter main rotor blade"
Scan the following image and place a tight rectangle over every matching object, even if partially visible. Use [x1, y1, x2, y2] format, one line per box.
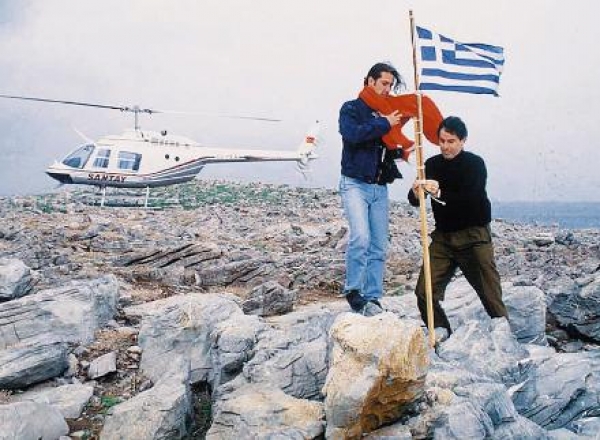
[0, 94, 128, 111]
[0, 94, 277, 121]
[156, 109, 281, 122]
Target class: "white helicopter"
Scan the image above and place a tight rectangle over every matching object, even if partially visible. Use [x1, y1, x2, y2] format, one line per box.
[0, 94, 320, 205]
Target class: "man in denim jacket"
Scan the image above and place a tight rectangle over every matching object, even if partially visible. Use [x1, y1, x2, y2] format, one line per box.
[339, 62, 404, 315]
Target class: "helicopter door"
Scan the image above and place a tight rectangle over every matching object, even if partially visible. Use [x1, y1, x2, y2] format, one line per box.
[117, 151, 142, 172]
[62, 144, 94, 169]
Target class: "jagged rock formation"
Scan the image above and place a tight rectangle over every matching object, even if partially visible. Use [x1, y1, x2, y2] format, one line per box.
[0, 181, 598, 439]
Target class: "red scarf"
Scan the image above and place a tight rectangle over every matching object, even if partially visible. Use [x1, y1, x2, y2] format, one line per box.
[358, 86, 443, 160]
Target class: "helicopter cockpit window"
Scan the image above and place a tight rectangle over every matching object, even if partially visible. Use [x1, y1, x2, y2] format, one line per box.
[118, 151, 142, 171]
[92, 148, 111, 168]
[62, 144, 94, 169]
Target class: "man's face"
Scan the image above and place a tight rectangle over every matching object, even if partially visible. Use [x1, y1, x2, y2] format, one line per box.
[439, 128, 465, 160]
[367, 72, 394, 96]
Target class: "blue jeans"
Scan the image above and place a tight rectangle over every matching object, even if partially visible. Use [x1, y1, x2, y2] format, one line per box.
[339, 176, 389, 301]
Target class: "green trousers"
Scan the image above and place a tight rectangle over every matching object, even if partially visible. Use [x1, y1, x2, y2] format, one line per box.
[415, 225, 508, 333]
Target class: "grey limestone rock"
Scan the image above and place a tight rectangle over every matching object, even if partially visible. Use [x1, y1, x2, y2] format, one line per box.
[209, 313, 265, 389]
[432, 400, 494, 439]
[0, 275, 120, 349]
[442, 278, 547, 344]
[454, 383, 519, 427]
[195, 257, 275, 287]
[100, 363, 192, 440]
[206, 383, 325, 440]
[1, 182, 600, 439]
[364, 424, 412, 439]
[0, 401, 69, 440]
[436, 319, 528, 385]
[138, 293, 246, 383]
[491, 415, 551, 439]
[11, 383, 94, 419]
[567, 416, 600, 436]
[242, 280, 296, 316]
[0, 339, 69, 389]
[546, 428, 589, 439]
[88, 351, 117, 379]
[548, 275, 600, 342]
[510, 350, 600, 430]
[0, 275, 119, 388]
[0, 258, 34, 301]
[239, 304, 335, 400]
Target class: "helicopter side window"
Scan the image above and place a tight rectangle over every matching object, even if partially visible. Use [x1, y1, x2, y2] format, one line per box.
[62, 144, 94, 169]
[92, 148, 111, 168]
[118, 151, 142, 171]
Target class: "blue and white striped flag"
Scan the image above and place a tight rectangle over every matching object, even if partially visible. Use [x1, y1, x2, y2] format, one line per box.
[416, 26, 505, 96]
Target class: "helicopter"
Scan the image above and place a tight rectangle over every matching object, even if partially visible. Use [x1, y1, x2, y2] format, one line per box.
[0, 94, 320, 205]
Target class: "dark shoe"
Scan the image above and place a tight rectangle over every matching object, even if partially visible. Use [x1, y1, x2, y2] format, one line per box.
[361, 301, 383, 317]
[370, 299, 382, 308]
[345, 289, 367, 312]
[423, 326, 450, 344]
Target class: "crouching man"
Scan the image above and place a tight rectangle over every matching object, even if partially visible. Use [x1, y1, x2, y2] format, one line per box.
[408, 116, 508, 335]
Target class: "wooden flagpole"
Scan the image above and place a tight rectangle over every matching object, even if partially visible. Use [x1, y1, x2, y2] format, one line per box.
[409, 10, 436, 348]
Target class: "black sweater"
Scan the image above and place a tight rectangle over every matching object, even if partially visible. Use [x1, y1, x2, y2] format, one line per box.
[408, 150, 491, 232]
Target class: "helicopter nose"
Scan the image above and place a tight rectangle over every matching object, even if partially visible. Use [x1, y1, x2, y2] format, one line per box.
[46, 171, 73, 184]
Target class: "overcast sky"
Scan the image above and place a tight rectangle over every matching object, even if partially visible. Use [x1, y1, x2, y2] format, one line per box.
[1, 0, 599, 202]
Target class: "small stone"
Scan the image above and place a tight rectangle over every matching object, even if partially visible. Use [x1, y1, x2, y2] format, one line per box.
[562, 341, 584, 353]
[127, 346, 142, 355]
[88, 352, 117, 379]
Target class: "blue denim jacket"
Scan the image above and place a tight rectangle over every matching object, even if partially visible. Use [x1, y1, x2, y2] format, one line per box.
[339, 98, 390, 183]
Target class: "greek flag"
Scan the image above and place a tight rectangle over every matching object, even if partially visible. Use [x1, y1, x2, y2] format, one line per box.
[416, 26, 505, 96]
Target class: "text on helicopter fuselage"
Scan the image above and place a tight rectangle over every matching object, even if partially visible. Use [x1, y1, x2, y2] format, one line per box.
[88, 173, 127, 183]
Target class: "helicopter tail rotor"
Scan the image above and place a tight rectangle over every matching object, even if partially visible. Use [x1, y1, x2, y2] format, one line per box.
[293, 120, 321, 180]
[297, 120, 321, 159]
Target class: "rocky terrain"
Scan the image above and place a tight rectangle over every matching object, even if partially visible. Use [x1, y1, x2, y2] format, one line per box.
[0, 180, 599, 439]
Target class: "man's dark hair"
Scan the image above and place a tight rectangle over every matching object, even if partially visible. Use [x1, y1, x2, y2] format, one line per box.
[438, 116, 468, 140]
[364, 62, 405, 93]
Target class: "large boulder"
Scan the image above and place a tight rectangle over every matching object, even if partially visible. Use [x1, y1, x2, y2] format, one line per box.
[0, 276, 119, 388]
[209, 313, 265, 389]
[238, 304, 336, 400]
[443, 279, 546, 344]
[137, 293, 247, 383]
[436, 319, 528, 385]
[0, 275, 120, 349]
[323, 312, 428, 439]
[0, 340, 69, 389]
